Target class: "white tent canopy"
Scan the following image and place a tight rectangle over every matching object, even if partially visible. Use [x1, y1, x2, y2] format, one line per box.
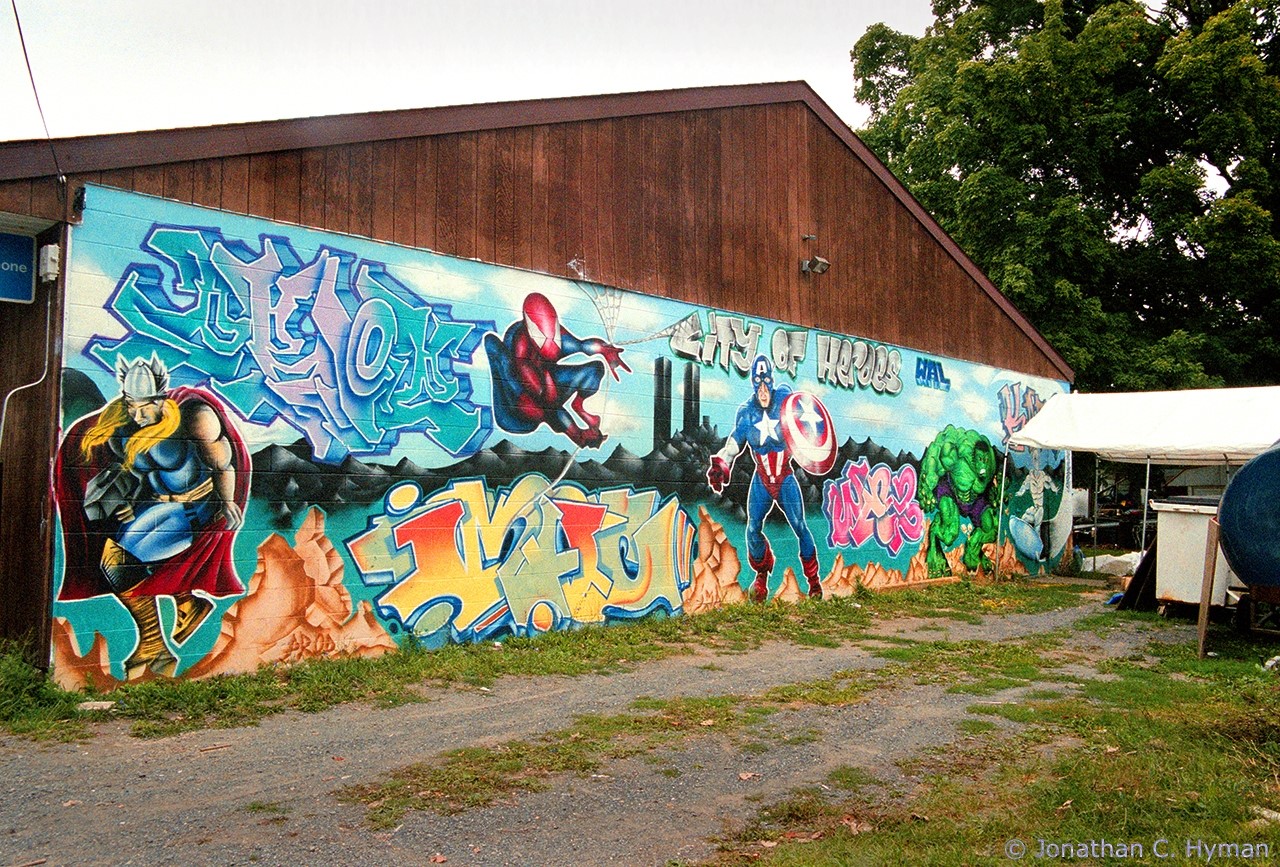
[1006, 386, 1280, 465]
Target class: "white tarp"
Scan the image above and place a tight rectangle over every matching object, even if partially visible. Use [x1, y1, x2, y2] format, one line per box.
[1006, 386, 1280, 465]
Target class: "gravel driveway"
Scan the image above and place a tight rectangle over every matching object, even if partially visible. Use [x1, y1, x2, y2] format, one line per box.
[0, 593, 1185, 867]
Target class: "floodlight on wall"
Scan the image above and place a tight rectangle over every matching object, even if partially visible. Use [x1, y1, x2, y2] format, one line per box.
[800, 255, 830, 275]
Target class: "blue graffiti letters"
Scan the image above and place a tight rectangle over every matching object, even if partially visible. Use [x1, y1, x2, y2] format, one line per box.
[915, 357, 951, 392]
[87, 226, 493, 462]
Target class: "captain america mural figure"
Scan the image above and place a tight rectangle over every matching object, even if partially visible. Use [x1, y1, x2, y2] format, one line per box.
[484, 292, 631, 448]
[707, 354, 837, 602]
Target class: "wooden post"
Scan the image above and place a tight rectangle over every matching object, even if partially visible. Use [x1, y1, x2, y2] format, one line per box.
[1197, 517, 1221, 659]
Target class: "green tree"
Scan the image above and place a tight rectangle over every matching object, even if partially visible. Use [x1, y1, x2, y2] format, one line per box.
[853, 0, 1280, 390]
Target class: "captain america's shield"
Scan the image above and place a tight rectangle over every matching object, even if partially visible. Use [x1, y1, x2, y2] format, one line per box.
[780, 392, 838, 475]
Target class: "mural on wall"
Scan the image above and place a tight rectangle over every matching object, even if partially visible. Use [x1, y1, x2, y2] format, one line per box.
[484, 292, 631, 448]
[80, 224, 493, 463]
[918, 426, 1002, 578]
[50, 185, 1071, 688]
[347, 475, 692, 643]
[822, 458, 925, 558]
[996, 383, 1068, 564]
[54, 354, 249, 679]
[706, 354, 836, 602]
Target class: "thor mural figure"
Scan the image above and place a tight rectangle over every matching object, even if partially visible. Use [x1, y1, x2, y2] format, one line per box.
[55, 354, 249, 679]
[706, 354, 835, 602]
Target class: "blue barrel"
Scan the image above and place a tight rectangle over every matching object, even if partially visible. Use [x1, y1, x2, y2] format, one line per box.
[1219, 440, 1280, 588]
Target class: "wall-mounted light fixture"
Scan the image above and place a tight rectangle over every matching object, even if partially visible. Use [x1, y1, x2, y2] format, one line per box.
[801, 255, 830, 275]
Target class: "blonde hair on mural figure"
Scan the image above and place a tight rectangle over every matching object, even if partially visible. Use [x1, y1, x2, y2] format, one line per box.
[80, 397, 181, 470]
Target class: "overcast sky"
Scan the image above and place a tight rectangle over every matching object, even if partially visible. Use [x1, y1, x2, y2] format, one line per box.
[0, 0, 935, 143]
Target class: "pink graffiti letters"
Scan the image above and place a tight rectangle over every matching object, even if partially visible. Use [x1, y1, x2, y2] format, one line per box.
[998, 382, 1044, 453]
[822, 458, 924, 556]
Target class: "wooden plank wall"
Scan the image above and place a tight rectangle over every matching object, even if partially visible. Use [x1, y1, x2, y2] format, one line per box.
[805, 112, 1027, 367]
[0, 223, 64, 658]
[1, 102, 1061, 380]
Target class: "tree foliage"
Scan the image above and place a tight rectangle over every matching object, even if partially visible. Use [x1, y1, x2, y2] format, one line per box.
[853, 0, 1280, 390]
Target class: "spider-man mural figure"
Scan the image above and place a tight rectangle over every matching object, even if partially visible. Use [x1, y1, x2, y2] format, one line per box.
[484, 292, 631, 448]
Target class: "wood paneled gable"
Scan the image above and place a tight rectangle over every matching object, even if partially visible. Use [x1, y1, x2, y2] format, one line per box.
[0, 83, 1072, 381]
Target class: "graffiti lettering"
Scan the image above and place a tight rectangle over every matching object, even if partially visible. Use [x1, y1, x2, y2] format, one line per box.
[770, 327, 808, 377]
[86, 226, 493, 463]
[814, 334, 903, 396]
[915, 357, 951, 392]
[346, 475, 694, 640]
[669, 310, 762, 375]
[998, 382, 1045, 453]
[822, 458, 924, 556]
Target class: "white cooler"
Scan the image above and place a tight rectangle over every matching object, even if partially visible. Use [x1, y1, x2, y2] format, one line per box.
[1152, 498, 1238, 606]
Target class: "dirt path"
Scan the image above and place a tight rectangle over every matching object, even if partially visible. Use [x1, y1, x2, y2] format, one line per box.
[0, 594, 1188, 867]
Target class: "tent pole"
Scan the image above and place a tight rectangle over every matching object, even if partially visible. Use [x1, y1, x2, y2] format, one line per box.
[1093, 459, 1099, 573]
[996, 453, 1008, 581]
[1140, 458, 1152, 552]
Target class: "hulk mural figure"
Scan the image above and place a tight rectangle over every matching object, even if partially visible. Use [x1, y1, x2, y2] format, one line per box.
[918, 425, 1001, 577]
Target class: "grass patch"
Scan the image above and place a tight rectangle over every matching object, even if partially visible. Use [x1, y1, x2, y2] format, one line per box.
[779, 728, 821, 746]
[1023, 688, 1066, 700]
[872, 634, 1071, 695]
[705, 626, 1280, 865]
[860, 580, 1089, 623]
[967, 702, 1041, 724]
[763, 670, 879, 707]
[765, 633, 1073, 708]
[340, 736, 602, 827]
[946, 675, 1032, 695]
[827, 765, 881, 792]
[957, 718, 998, 735]
[339, 693, 771, 828]
[1073, 607, 1179, 636]
[792, 631, 842, 649]
[0, 640, 93, 740]
[3, 579, 1091, 740]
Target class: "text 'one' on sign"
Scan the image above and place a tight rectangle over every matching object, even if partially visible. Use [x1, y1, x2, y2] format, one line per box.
[0, 232, 36, 304]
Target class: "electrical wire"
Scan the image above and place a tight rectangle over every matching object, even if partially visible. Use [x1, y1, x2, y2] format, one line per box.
[10, 0, 63, 179]
[0, 272, 54, 450]
[1, 2, 60, 450]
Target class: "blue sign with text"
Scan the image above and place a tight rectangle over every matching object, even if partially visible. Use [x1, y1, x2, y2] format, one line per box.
[0, 233, 35, 303]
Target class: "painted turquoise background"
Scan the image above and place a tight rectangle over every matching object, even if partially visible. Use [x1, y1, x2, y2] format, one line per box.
[52, 185, 1070, 679]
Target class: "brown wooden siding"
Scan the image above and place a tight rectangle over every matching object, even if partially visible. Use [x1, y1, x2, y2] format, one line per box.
[0, 102, 1062, 379]
[0, 223, 64, 658]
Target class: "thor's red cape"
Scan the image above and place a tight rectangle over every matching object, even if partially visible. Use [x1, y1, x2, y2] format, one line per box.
[55, 385, 250, 601]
